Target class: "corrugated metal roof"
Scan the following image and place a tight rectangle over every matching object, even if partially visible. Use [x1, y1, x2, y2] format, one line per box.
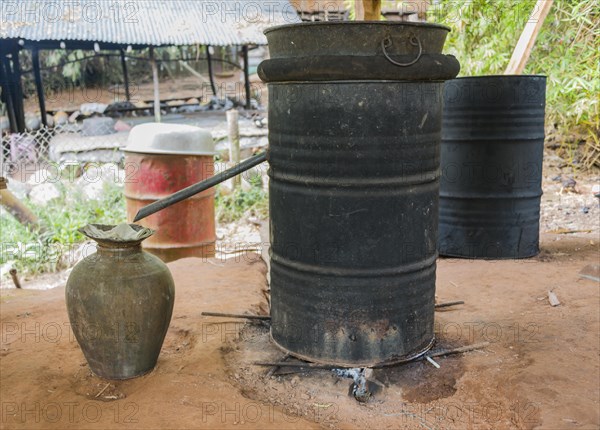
[289, 0, 346, 14]
[0, 0, 300, 46]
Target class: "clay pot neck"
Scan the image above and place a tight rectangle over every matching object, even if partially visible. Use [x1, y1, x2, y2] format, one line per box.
[79, 224, 154, 251]
[96, 243, 142, 256]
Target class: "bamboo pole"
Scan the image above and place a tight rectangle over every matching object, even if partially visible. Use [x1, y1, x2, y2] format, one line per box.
[226, 110, 241, 189]
[356, 0, 381, 21]
[150, 47, 161, 122]
[505, 0, 553, 75]
[0, 188, 39, 229]
[179, 60, 209, 84]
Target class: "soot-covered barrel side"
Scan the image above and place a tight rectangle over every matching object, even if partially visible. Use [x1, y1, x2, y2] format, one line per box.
[268, 82, 443, 366]
[440, 76, 546, 259]
[262, 21, 459, 367]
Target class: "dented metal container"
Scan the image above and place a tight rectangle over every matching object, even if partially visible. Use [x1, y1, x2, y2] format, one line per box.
[260, 22, 460, 367]
[124, 124, 216, 262]
[439, 76, 546, 258]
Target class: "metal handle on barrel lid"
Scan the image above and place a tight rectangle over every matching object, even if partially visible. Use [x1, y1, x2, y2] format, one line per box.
[381, 34, 423, 67]
[133, 151, 268, 222]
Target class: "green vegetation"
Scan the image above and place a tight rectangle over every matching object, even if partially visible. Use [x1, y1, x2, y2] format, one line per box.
[215, 186, 269, 224]
[432, 0, 599, 169]
[345, 1, 599, 168]
[214, 166, 269, 223]
[1, 181, 126, 277]
[4, 1, 596, 280]
[1, 178, 268, 278]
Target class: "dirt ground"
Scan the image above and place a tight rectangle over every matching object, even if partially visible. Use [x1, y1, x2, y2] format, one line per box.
[540, 151, 599, 234]
[1, 232, 598, 430]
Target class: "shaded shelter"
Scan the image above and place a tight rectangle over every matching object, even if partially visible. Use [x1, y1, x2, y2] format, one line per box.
[0, 0, 299, 133]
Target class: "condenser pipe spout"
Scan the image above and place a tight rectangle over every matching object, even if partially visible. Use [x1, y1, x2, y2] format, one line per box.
[133, 152, 268, 222]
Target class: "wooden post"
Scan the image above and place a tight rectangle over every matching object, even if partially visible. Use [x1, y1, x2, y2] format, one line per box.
[417, 0, 430, 21]
[10, 48, 26, 132]
[226, 109, 241, 189]
[9, 268, 22, 289]
[242, 45, 251, 110]
[31, 47, 48, 128]
[356, 0, 381, 20]
[205, 45, 217, 96]
[1, 49, 26, 132]
[0, 188, 40, 229]
[355, 0, 365, 20]
[505, 0, 553, 75]
[0, 54, 19, 133]
[150, 47, 161, 122]
[119, 48, 131, 101]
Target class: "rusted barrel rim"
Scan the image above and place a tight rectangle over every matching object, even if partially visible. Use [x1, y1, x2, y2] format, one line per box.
[269, 331, 435, 368]
[259, 54, 460, 82]
[264, 20, 451, 34]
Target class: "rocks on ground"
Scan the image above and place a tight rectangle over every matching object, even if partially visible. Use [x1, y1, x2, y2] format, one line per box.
[28, 182, 61, 206]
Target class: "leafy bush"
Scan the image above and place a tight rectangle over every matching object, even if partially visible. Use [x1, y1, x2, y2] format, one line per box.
[344, 1, 599, 168]
[215, 185, 268, 224]
[1, 181, 126, 277]
[1, 175, 270, 278]
[432, 0, 599, 168]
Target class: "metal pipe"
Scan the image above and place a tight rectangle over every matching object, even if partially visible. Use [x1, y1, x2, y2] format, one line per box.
[120, 48, 131, 101]
[426, 342, 490, 358]
[32, 47, 48, 128]
[253, 361, 338, 369]
[133, 152, 268, 222]
[201, 312, 271, 321]
[9, 268, 22, 289]
[242, 45, 251, 109]
[205, 45, 217, 96]
[434, 300, 464, 309]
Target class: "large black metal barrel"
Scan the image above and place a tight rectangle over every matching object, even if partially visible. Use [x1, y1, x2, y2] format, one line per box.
[439, 76, 546, 259]
[260, 22, 459, 367]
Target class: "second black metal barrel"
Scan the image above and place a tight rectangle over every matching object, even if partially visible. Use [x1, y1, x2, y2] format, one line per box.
[439, 76, 546, 259]
[260, 22, 459, 367]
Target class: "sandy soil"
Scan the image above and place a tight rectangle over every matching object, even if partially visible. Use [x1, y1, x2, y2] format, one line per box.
[540, 151, 599, 234]
[1, 233, 598, 430]
[1, 256, 311, 429]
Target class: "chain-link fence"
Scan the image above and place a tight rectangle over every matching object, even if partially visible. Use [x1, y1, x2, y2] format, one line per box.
[1, 120, 127, 183]
[1, 108, 269, 187]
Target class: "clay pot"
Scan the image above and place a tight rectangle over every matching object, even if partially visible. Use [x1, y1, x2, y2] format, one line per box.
[66, 224, 175, 379]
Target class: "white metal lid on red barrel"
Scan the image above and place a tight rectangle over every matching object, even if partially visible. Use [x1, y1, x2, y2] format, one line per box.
[124, 122, 216, 156]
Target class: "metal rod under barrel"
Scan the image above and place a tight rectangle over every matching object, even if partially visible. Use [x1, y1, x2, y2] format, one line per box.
[133, 152, 268, 222]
